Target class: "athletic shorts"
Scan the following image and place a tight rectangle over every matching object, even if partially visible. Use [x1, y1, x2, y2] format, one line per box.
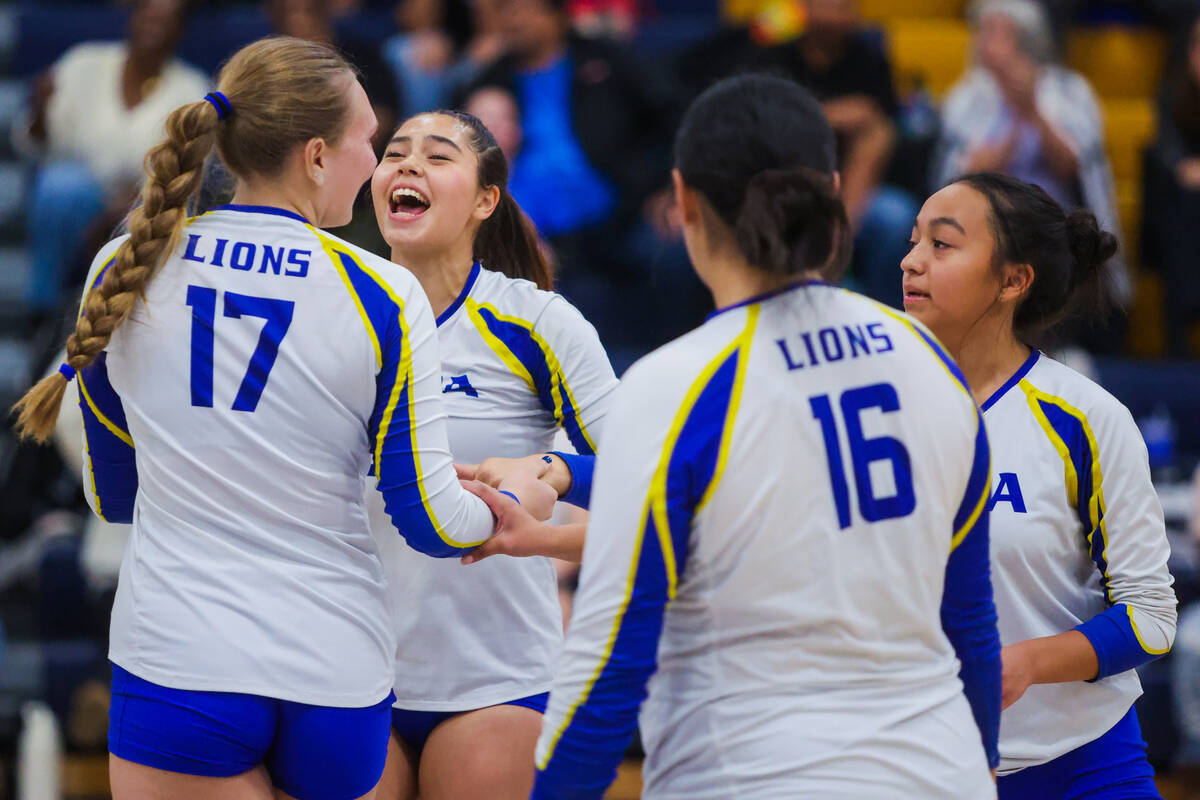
[391, 691, 549, 753]
[998, 707, 1161, 800]
[108, 663, 394, 800]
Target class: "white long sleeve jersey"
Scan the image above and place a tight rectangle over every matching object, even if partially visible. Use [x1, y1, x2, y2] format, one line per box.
[534, 283, 998, 800]
[984, 351, 1177, 773]
[370, 263, 618, 710]
[78, 206, 493, 707]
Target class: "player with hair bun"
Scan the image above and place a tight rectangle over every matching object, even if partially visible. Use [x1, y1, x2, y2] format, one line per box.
[11, 35, 553, 800]
[529, 74, 1002, 800]
[903, 172, 1177, 798]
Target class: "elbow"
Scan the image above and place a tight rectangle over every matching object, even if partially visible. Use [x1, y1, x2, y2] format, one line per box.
[391, 522, 474, 559]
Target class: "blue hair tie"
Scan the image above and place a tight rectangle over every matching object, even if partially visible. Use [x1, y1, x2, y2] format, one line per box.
[498, 490, 520, 505]
[203, 91, 232, 121]
[58, 363, 76, 382]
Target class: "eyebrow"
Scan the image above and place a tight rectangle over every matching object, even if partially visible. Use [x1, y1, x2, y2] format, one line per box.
[387, 134, 463, 153]
[929, 216, 966, 235]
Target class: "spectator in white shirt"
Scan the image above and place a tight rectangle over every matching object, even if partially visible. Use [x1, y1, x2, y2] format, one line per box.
[16, 0, 209, 319]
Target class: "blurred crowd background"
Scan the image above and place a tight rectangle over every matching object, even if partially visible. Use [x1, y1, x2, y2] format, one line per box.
[1, 0, 1200, 797]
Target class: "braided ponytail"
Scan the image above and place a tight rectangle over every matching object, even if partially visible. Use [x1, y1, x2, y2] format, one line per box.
[13, 36, 357, 442]
[12, 99, 220, 442]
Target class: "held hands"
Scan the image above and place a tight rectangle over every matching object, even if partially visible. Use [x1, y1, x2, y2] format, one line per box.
[458, 480, 557, 564]
[457, 453, 573, 498]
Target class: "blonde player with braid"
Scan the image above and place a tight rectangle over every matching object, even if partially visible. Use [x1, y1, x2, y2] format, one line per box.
[11, 36, 553, 800]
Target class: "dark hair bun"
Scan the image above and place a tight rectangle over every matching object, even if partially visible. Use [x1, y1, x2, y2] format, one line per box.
[1064, 209, 1119, 288]
[734, 168, 850, 277]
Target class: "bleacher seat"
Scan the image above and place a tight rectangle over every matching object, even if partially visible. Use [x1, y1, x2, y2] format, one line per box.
[1102, 97, 1156, 184]
[884, 18, 971, 99]
[1067, 27, 1167, 100]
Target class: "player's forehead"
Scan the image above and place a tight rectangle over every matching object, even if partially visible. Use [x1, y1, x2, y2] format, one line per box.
[914, 183, 990, 236]
[391, 114, 472, 151]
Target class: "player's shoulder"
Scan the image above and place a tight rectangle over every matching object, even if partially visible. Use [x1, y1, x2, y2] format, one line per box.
[1023, 353, 1133, 430]
[622, 310, 751, 393]
[309, 228, 422, 296]
[469, 264, 559, 322]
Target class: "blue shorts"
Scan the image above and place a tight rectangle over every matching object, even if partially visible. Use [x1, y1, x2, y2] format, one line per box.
[997, 707, 1161, 800]
[108, 663, 394, 800]
[391, 692, 549, 753]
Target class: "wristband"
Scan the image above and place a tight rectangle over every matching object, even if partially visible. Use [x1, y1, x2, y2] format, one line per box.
[498, 490, 520, 505]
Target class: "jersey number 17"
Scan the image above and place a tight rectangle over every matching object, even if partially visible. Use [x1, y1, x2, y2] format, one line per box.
[186, 285, 294, 412]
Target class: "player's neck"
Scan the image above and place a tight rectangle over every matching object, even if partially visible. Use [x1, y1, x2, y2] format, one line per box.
[704, 253, 819, 312]
[953, 324, 1032, 409]
[229, 184, 318, 229]
[392, 244, 475, 320]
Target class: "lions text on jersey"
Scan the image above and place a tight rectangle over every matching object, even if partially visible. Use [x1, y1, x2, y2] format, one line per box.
[534, 282, 1001, 800]
[77, 205, 493, 707]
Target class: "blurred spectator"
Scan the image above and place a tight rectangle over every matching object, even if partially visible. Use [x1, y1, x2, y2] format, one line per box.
[462, 0, 700, 362]
[382, 0, 505, 117]
[1172, 460, 1200, 796]
[763, 0, 919, 308]
[1144, 13, 1200, 357]
[265, 0, 399, 151]
[932, 0, 1130, 309]
[465, 0, 675, 239]
[464, 85, 523, 159]
[265, 0, 398, 254]
[14, 0, 208, 321]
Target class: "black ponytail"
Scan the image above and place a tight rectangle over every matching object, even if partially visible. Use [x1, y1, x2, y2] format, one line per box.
[430, 109, 552, 291]
[734, 167, 851, 278]
[953, 172, 1118, 345]
[675, 75, 852, 279]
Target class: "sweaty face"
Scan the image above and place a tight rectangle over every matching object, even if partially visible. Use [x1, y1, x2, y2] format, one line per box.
[371, 114, 489, 258]
[316, 77, 378, 229]
[901, 183, 1003, 348]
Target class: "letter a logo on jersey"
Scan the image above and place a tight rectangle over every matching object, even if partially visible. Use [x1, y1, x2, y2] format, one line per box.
[443, 374, 479, 398]
[989, 472, 1027, 513]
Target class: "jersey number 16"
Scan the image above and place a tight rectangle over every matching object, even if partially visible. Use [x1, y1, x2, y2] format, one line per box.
[186, 285, 294, 412]
[810, 382, 916, 529]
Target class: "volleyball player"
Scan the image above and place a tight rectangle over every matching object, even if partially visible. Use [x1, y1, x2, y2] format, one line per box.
[367, 109, 617, 800]
[903, 172, 1176, 798]
[12, 37, 552, 800]
[529, 74, 1002, 799]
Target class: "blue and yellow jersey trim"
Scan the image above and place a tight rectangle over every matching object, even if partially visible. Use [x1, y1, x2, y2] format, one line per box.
[1021, 378, 1167, 665]
[537, 308, 758, 777]
[868, 298, 989, 552]
[1019, 380, 1113, 602]
[76, 253, 138, 522]
[311, 229, 483, 553]
[465, 297, 599, 455]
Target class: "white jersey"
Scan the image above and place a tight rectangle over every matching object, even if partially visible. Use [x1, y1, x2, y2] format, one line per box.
[535, 283, 997, 799]
[79, 205, 493, 707]
[983, 351, 1176, 773]
[370, 263, 618, 710]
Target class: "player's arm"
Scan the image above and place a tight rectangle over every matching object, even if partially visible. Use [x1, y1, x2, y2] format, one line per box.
[531, 297, 618, 507]
[533, 372, 673, 799]
[1004, 402, 1177, 705]
[372, 287, 551, 557]
[75, 237, 137, 524]
[1069, 403, 1177, 679]
[459, 480, 587, 564]
[940, 414, 1001, 769]
[77, 352, 137, 524]
[536, 323, 749, 798]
